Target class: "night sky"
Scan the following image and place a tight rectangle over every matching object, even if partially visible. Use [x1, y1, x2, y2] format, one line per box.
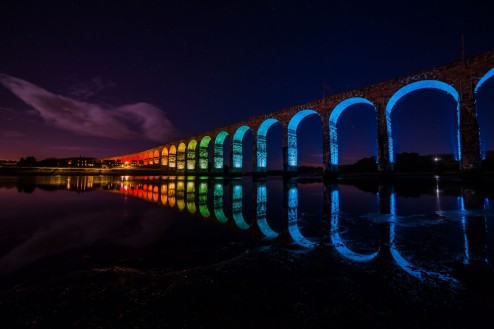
[1, 0, 493, 166]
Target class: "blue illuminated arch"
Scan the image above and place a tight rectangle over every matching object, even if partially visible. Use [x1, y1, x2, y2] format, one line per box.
[287, 109, 320, 168]
[475, 67, 494, 93]
[256, 118, 280, 170]
[214, 131, 229, 170]
[329, 97, 375, 167]
[232, 125, 252, 170]
[386, 80, 460, 163]
[199, 136, 211, 171]
[474, 67, 494, 160]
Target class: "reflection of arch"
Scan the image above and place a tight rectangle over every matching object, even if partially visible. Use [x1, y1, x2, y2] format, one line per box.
[186, 179, 196, 214]
[176, 179, 185, 210]
[213, 180, 228, 223]
[287, 109, 320, 169]
[160, 184, 168, 206]
[256, 181, 279, 238]
[214, 131, 229, 170]
[199, 136, 211, 171]
[177, 143, 186, 171]
[232, 125, 251, 171]
[231, 181, 250, 230]
[386, 80, 460, 163]
[169, 145, 177, 169]
[198, 180, 210, 217]
[329, 98, 375, 168]
[287, 184, 316, 248]
[257, 118, 280, 171]
[161, 147, 169, 167]
[187, 140, 197, 171]
[388, 192, 457, 283]
[168, 181, 176, 207]
[152, 185, 159, 202]
[330, 187, 379, 262]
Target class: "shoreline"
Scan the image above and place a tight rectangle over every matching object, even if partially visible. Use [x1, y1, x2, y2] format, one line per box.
[1, 166, 493, 183]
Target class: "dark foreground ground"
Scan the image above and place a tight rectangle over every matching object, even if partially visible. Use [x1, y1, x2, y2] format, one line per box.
[1, 240, 493, 329]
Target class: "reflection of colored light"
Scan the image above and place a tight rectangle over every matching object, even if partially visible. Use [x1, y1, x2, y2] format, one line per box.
[287, 185, 315, 248]
[232, 183, 249, 230]
[213, 182, 228, 223]
[199, 181, 210, 218]
[330, 188, 379, 262]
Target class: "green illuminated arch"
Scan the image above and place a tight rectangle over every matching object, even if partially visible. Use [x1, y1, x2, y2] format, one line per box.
[256, 118, 280, 171]
[187, 140, 197, 171]
[214, 131, 229, 170]
[177, 143, 186, 171]
[199, 136, 212, 172]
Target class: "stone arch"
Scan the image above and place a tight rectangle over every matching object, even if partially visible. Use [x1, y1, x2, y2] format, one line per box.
[475, 67, 494, 160]
[153, 150, 160, 165]
[329, 97, 375, 168]
[161, 147, 169, 167]
[256, 118, 280, 172]
[177, 143, 187, 171]
[232, 125, 252, 172]
[214, 131, 229, 170]
[287, 109, 321, 170]
[187, 140, 197, 171]
[386, 80, 460, 164]
[169, 145, 177, 169]
[198, 136, 212, 172]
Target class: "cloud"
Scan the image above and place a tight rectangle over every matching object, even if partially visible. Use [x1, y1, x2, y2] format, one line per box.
[67, 76, 117, 100]
[0, 73, 177, 143]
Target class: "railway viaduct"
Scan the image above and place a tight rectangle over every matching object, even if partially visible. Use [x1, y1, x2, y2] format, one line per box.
[100, 50, 494, 176]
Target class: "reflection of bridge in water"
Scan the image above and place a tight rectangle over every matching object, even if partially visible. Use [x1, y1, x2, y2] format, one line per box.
[101, 51, 494, 176]
[98, 175, 491, 285]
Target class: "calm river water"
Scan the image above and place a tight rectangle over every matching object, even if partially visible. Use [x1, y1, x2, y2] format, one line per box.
[1, 174, 493, 328]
